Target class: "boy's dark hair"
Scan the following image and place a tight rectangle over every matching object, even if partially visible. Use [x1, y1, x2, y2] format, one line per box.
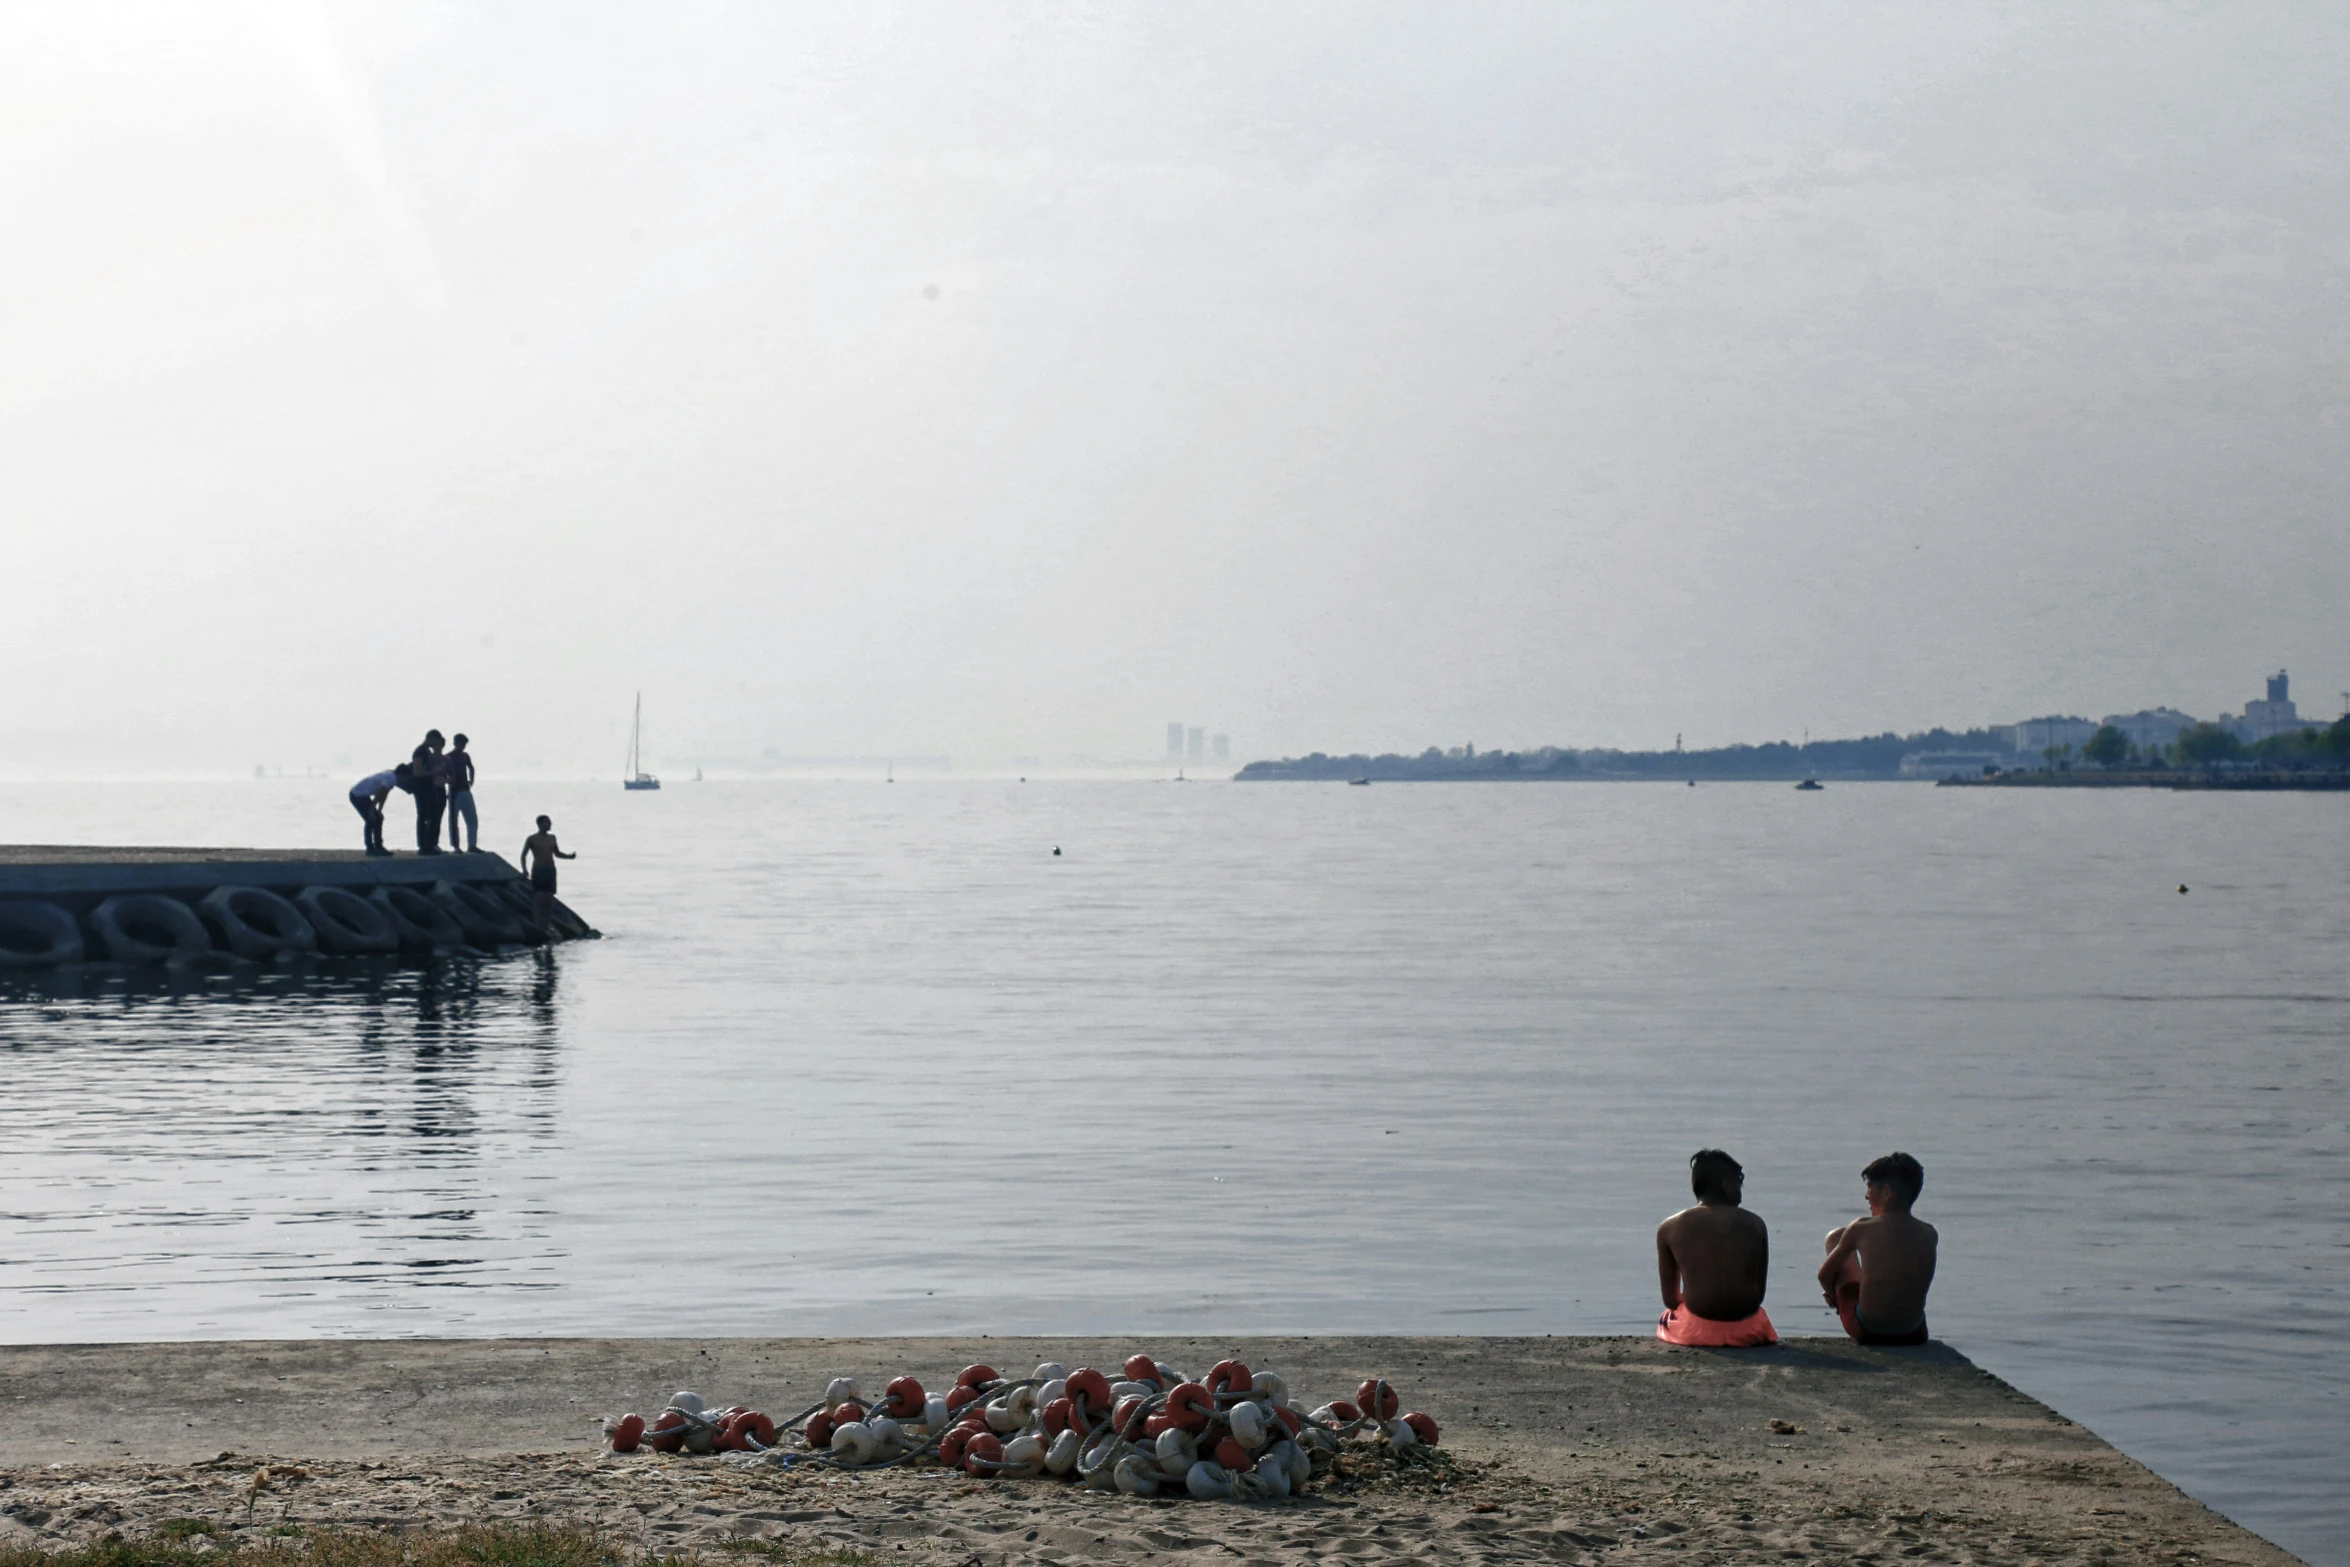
[393, 761, 415, 792]
[1690, 1148, 1743, 1202]
[453, 733, 468, 748]
[1863, 1152, 1925, 1207]
[536, 814, 552, 830]
[425, 729, 445, 746]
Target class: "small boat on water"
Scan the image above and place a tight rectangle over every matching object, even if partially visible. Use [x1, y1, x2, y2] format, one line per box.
[1795, 778, 1824, 791]
[1349, 777, 1370, 786]
[624, 693, 660, 791]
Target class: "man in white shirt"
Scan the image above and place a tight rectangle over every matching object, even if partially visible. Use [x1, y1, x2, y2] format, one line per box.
[349, 769, 398, 857]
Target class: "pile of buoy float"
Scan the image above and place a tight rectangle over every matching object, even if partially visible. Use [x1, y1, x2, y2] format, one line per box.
[602, 1355, 1438, 1502]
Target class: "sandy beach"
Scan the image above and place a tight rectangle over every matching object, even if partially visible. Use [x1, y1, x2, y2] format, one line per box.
[0, 1336, 2300, 1564]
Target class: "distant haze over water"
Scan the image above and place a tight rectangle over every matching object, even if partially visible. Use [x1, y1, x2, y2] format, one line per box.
[4, 4, 2348, 772]
[1, 778, 2343, 1565]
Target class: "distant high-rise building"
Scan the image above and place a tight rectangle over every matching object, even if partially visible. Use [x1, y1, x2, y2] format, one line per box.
[2100, 708, 2198, 750]
[1186, 726, 1205, 761]
[1166, 723, 1185, 760]
[1211, 733, 1229, 760]
[2228, 669, 2303, 741]
[2013, 716, 2098, 756]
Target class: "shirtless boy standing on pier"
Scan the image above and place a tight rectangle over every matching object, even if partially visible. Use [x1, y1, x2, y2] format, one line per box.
[519, 815, 575, 927]
[1655, 1148, 1778, 1346]
[1819, 1152, 1938, 1345]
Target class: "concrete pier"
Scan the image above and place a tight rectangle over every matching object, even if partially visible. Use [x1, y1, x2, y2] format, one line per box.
[0, 1336, 2305, 1564]
[0, 846, 595, 965]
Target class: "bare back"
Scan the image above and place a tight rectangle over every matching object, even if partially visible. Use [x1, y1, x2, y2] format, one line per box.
[1656, 1201, 1770, 1321]
[1841, 1211, 1938, 1331]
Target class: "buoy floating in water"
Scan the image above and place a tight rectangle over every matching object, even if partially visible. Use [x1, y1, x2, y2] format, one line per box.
[600, 1351, 1443, 1505]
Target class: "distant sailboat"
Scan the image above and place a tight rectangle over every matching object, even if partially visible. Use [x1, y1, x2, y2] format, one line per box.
[624, 693, 661, 791]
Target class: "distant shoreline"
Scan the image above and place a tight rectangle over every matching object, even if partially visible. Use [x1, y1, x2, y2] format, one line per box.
[1940, 770, 2350, 791]
[1236, 746, 2350, 788]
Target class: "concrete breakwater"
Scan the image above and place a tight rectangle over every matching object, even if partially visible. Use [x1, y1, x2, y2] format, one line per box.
[0, 846, 597, 967]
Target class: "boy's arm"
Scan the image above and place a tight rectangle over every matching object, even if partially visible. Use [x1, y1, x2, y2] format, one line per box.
[1818, 1219, 1865, 1304]
[1656, 1223, 1683, 1310]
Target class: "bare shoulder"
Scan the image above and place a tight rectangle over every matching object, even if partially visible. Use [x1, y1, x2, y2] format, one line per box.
[1735, 1206, 1769, 1237]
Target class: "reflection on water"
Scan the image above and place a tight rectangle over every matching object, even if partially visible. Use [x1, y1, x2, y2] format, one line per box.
[0, 955, 565, 1335]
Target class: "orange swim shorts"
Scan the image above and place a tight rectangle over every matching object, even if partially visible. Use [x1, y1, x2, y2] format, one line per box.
[1656, 1304, 1779, 1348]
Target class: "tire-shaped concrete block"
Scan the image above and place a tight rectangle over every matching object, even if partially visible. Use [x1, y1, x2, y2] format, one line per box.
[294, 885, 399, 955]
[368, 885, 470, 951]
[0, 900, 84, 967]
[90, 894, 213, 964]
[196, 885, 319, 960]
[483, 878, 550, 943]
[430, 880, 527, 946]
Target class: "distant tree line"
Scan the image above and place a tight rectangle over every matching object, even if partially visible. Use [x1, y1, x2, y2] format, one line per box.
[2072, 716, 2350, 772]
[1237, 717, 2350, 782]
[1235, 728, 2020, 782]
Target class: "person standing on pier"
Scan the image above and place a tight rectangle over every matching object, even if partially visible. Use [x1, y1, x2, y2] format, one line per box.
[519, 815, 575, 927]
[444, 733, 478, 853]
[347, 768, 397, 857]
[410, 730, 448, 855]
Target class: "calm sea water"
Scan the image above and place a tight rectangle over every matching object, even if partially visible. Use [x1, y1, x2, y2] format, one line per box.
[1, 778, 2342, 1560]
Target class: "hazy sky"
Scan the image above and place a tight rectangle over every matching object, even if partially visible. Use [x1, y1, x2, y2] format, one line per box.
[5, 2, 2345, 775]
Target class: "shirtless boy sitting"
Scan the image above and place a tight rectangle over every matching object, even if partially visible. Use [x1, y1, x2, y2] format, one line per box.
[1818, 1152, 1938, 1346]
[1655, 1148, 1777, 1347]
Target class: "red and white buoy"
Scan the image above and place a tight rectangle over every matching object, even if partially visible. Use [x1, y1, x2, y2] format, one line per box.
[608, 1352, 1435, 1503]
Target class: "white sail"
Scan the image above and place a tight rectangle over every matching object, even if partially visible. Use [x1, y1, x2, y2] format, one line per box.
[624, 692, 660, 790]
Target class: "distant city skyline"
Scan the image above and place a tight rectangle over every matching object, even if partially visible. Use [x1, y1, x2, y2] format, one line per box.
[23, 663, 2346, 781]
